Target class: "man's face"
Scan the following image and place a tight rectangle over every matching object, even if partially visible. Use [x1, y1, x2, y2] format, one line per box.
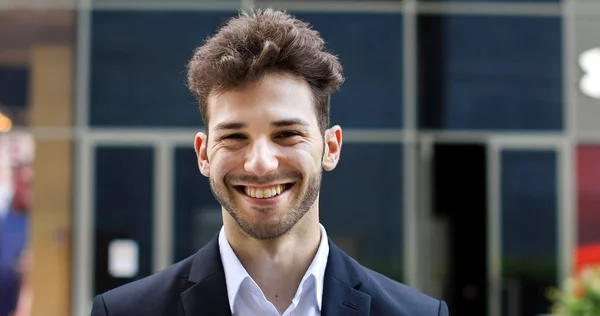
[195, 73, 342, 240]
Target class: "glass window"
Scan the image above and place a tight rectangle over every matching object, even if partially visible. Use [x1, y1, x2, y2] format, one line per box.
[89, 11, 237, 127]
[321, 144, 404, 281]
[0, 68, 28, 109]
[173, 147, 218, 261]
[173, 143, 404, 281]
[575, 146, 600, 272]
[0, 10, 76, 128]
[94, 146, 154, 295]
[0, 67, 28, 129]
[500, 149, 558, 316]
[419, 0, 558, 2]
[90, 11, 404, 129]
[93, 0, 238, 5]
[293, 12, 404, 128]
[418, 15, 563, 131]
[257, 0, 401, 2]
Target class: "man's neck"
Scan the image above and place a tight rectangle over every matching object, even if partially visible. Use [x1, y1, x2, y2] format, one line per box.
[223, 211, 322, 312]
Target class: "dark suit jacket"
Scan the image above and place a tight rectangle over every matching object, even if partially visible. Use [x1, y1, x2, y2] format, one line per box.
[91, 235, 449, 316]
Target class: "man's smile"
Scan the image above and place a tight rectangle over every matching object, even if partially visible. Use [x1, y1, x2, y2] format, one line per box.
[231, 183, 297, 207]
[236, 184, 294, 199]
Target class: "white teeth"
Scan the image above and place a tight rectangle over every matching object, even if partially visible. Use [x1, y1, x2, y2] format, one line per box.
[244, 185, 286, 199]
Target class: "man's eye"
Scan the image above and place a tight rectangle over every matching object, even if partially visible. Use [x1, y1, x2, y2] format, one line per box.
[275, 131, 300, 138]
[223, 134, 246, 140]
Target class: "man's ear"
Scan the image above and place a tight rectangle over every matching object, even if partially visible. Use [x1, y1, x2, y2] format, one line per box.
[322, 125, 342, 171]
[194, 132, 210, 177]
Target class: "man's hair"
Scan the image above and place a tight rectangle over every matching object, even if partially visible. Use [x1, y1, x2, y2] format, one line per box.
[186, 8, 344, 133]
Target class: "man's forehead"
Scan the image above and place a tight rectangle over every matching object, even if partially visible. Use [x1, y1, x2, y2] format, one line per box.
[207, 103, 318, 132]
[206, 74, 317, 126]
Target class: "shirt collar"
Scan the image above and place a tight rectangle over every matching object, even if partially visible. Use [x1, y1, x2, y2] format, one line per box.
[218, 224, 330, 313]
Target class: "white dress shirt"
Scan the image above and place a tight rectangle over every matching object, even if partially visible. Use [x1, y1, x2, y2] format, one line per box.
[218, 225, 330, 316]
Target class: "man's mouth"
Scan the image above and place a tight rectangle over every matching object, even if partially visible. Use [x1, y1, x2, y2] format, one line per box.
[235, 184, 294, 199]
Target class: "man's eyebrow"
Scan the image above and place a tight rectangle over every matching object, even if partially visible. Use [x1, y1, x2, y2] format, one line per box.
[271, 119, 310, 127]
[213, 122, 246, 131]
[212, 119, 309, 131]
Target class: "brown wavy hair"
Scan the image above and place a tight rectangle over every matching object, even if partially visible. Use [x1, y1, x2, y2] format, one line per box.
[186, 8, 345, 133]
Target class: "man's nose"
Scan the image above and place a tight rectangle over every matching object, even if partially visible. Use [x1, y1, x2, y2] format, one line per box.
[244, 138, 279, 176]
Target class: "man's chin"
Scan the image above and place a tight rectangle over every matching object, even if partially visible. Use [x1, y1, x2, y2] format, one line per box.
[238, 221, 292, 240]
[226, 205, 292, 239]
[236, 205, 286, 223]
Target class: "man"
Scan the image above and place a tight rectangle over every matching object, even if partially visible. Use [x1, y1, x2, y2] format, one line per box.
[0, 163, 32, 316]
[91, 8, 449, 316]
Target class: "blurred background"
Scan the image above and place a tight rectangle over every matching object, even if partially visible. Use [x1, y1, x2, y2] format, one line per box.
[0, 0, 598, 315]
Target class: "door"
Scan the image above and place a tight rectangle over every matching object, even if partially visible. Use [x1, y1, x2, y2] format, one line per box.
[431, 143, 488, 315]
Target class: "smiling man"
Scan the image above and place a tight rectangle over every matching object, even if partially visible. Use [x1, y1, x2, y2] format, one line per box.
[91, 8, 449, 316]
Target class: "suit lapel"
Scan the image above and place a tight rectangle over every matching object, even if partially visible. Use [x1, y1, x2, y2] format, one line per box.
[181, 235, 232, 316]
[179, 234, 372, 316]
[321, 242, 371, 316]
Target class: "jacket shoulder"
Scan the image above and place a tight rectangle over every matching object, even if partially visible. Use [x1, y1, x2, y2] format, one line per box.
[91, 255, 194, 316]
[361, 266, 448, 316]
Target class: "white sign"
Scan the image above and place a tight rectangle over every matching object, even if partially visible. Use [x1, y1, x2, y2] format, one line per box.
[108, 239, 139, 278]
[579, 47, 600, 99]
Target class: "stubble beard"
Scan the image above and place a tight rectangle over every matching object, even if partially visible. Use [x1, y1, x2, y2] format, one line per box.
[209, 171, 322, 240]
